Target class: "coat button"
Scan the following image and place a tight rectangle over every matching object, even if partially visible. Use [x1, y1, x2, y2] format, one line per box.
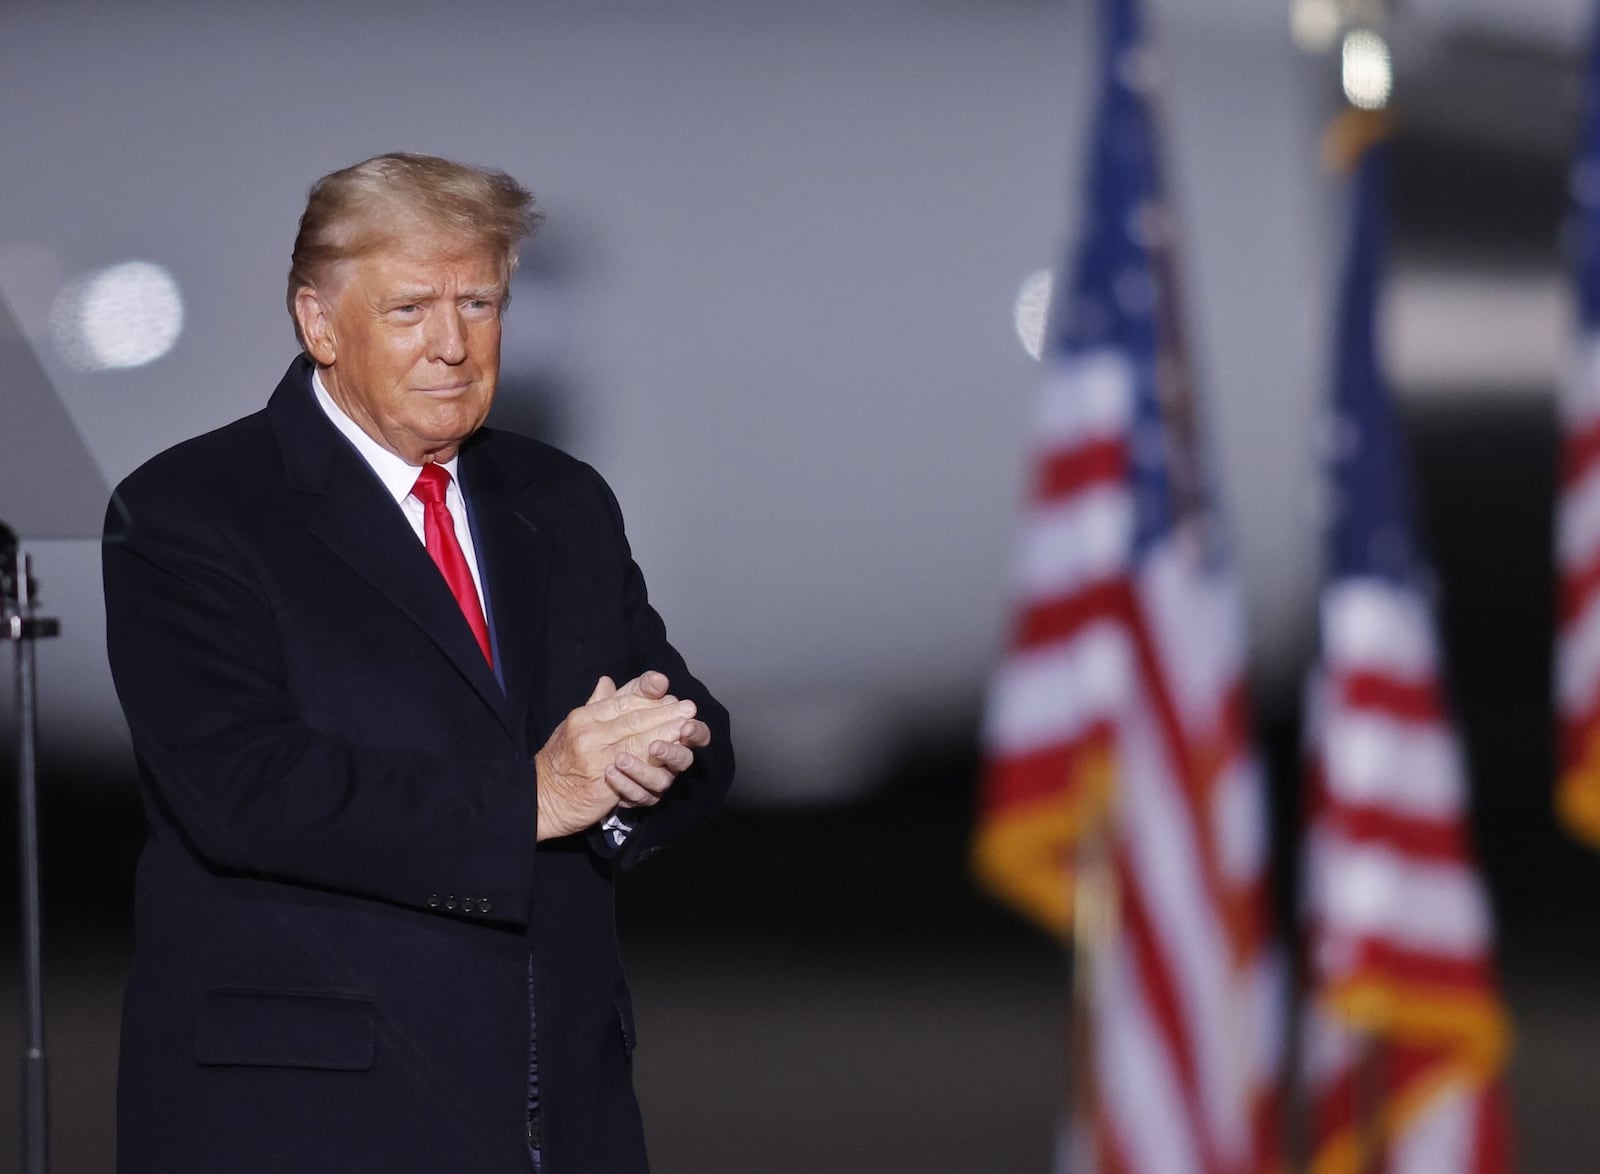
[478, 898, 493, 915]
[445, 896, 458, 911]
[427, 894, 441, 909]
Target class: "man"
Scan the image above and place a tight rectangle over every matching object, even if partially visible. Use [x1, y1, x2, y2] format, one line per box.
[103, 153, 733, 1173]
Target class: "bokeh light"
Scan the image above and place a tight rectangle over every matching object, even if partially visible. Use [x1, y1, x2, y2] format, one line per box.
[1014, 268, 1055, 361]
[51, 260, 183, 371]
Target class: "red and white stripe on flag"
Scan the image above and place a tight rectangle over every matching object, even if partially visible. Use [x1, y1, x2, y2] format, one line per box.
[975, 349, 1283, 1172]
[1557, 335, 1600, 846]
[1303, 579, 1512, 1173]
[975, 350, 1134, 936]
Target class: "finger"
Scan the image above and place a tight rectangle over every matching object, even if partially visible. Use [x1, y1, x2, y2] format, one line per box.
[677, 719, 712, 748]
[602, 699, 695, 744]
[647, 740, 695, 774]
[621, 695, 684, 733]
[616, 670, 671, 700]
[617, 708, 699, 760]
[614, 752, 676, 794]
[605, 760, 663, 806]
[596, 690, 678, 722]
[587, 675, 617, 704]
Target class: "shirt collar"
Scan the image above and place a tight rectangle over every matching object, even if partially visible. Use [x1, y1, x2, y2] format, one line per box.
[310, 367, 461, 506]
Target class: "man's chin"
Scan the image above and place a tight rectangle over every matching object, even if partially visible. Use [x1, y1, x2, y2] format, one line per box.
[407, 417, 490, 459]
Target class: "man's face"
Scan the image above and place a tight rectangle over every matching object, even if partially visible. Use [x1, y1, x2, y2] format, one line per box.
[297, 224, 506, 465]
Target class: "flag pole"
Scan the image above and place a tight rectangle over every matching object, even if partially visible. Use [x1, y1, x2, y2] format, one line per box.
[1065, 803, 1117, 1171]
[1353, 1030, 1383, 1172]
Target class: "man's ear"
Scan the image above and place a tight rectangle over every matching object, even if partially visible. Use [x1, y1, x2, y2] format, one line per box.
[294, 286, 338, 366]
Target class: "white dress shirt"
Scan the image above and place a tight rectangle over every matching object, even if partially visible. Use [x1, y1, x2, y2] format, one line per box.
[310, 369, 487, 612]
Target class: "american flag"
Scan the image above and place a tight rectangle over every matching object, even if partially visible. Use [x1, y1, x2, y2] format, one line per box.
[972, 1, 1281, 1168]
[1301, 125, 1512, 1173]
[1557, 15, 1600, 848]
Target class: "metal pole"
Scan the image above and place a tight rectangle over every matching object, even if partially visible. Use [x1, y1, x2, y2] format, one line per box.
[5, 535, 51, 1174]
[1064, 800, 1117, 1172]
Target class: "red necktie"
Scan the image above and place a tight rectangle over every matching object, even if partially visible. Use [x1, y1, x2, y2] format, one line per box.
[411, 463, 493, 666]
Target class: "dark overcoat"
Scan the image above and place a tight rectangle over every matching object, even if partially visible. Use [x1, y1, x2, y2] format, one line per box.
[103, 356, 733, 1173]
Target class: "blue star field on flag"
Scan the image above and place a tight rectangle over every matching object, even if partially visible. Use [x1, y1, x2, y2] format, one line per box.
[1325, 142, 1426, 591]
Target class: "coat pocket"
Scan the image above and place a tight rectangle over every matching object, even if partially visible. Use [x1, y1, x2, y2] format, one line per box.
[194, 988, 376, 1071]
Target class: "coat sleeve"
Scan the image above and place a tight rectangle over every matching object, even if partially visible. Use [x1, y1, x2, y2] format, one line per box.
[582, 470, 735, 871]
[102, 471, 542, 924]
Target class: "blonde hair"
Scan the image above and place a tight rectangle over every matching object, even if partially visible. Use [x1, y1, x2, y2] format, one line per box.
[287, 152, 541, 347]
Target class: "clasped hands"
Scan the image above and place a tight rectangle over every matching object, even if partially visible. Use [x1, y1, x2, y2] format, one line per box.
[533, 670, 711, 841]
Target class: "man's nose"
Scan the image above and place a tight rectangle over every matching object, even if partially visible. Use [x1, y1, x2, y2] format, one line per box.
[426, 307, 468, 363]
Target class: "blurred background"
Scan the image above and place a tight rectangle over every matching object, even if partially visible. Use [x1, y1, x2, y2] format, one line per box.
[1, 0, 1596, 1169]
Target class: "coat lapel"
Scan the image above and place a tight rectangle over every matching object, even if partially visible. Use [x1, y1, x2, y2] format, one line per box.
[461, 446, 552, 752]
[267, 357, 516, 738]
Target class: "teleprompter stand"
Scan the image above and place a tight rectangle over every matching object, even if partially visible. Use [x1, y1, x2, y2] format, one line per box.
[2, 528, 56, 1174]
[1, 290, 114, 1174]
